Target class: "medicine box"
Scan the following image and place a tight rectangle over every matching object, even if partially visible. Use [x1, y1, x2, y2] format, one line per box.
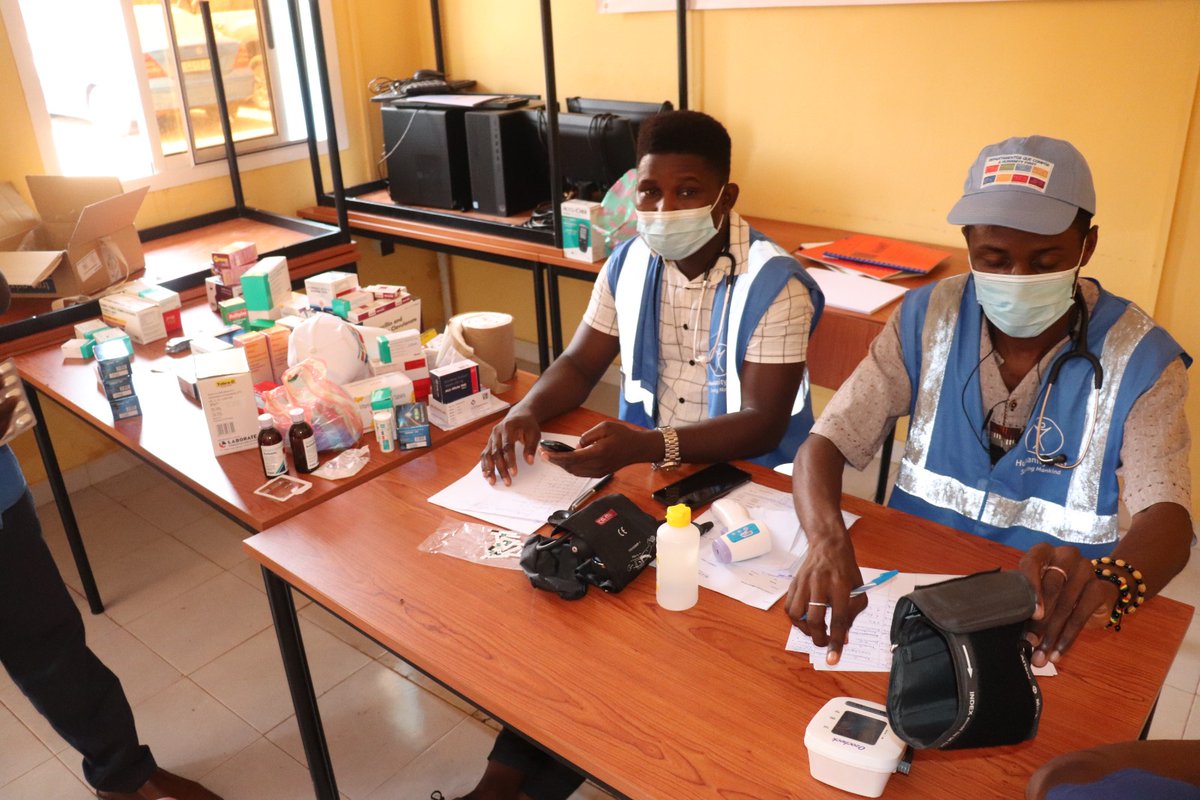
[427, 389, 493, 430]
[331, 290, 373, 319]
[357, 297, 421, 334]
[262, 325, 290, 382]
[98, 293, 167, 345]
[135, 286, 182, 336]
[92, 329, 133, 357]
[239, 255, 290, 311]
[218, 298, 249, 329]
[61, 338, 93, 359]
[370, 387, 392, 414]
[205, 275, 243, 312]
[211, 324, 245, 344]
[190, 336, 233, 355]
[342, 372, 415, 429]
[304, 271, 359, 311]
[94, 339, 132, 381]
[212, 241, 257, 283]
[233, 331, 273, 386]
[430, 360, 481, 403]
[97, 372, 135, 401]
[560, 199, 609, 263]
[74, 319, 109, 340]
[364, 284, 406, 300]
[194, 349, 259, 456]
[396, 402, 430, 450]
[109, 394, 142, 421]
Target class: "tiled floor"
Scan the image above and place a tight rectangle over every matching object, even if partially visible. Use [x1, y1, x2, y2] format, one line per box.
[1, 443, 1197, 798]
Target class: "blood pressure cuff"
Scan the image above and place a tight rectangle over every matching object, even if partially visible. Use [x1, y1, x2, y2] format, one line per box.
[886, 570, 1041, 750]
[519, 494, 657, 600]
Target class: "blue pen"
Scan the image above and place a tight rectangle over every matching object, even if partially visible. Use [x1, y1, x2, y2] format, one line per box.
[799, 570, 899, 621]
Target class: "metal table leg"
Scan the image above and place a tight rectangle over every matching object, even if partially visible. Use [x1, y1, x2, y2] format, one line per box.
[547, 264, 564, 358]
[262, 567, 339, 800]
[533, 262, 550, 371]
[25, 383, 103, 613]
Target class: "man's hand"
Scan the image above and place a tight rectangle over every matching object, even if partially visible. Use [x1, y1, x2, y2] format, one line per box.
[784, 538, 867, 665]
[540, 420, 658, 478]
[480, 410, 540, 486]
[1020, 543, 1117, 668]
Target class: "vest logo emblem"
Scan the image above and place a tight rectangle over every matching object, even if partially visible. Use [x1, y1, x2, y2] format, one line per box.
[1024, 416, 1064, 457]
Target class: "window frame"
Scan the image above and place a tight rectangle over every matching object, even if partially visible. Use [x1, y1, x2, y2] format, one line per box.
[1, 0, 348, 194]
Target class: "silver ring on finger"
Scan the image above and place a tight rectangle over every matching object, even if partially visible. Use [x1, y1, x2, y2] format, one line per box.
[807, 601, 828, 608]
[1041, 565, 1070, 582]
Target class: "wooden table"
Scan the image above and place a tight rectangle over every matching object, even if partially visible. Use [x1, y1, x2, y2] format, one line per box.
[244, 407, 1191, 800]
[13, 298, 531, 612]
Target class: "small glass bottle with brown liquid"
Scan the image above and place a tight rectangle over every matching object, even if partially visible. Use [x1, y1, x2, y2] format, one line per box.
[258, 413, 287, 478]
[288, 407, 318, 474]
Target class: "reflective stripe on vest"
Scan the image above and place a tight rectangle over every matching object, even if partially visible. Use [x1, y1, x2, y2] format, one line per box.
[894, 276, 1156, 546]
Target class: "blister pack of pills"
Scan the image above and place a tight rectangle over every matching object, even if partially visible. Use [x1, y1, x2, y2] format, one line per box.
[0, 360, 36, 447]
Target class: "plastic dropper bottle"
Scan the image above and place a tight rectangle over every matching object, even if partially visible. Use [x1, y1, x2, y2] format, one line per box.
[656, 503, 700, 611]
[288, 407, 319, 474]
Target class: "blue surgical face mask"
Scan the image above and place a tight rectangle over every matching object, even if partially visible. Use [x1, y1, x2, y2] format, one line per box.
[971, 251, 1084, 338]
[636, 186, 726, 261]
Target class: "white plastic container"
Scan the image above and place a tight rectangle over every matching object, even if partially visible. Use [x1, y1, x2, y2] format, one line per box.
[373, 409, 396, 453]
[656, 504, 700, 611]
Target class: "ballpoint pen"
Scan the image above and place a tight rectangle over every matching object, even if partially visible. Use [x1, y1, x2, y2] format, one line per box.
[567, 473, 613, 513]
[799, 570, 900, 621]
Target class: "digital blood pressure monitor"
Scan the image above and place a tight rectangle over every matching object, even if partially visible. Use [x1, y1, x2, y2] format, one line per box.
[804, 697, 907, 797]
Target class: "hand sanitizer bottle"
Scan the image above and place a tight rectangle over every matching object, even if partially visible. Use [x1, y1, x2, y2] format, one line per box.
[656, 503, 700, 611]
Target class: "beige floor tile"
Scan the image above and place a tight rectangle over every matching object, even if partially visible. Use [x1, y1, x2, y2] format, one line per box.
[127, 678, 260, 779]
[83, 449, 140, 488]
[267, 660, 467, 799]
[379, 653, 480, 716]
[66, 587, 121, 645]
[167, 512, 252, 570]
[0, 679, 70, 755]
[1185, 693, 1200, 739]
[364, 716, 494, 800]
[570, 783, 617, 800]
[1165, 611, 1200, 694]
[228, 559, 314, 609]
[0, 756, 93, 800]
[125, 572, 272, 674]
[40, 501, 165, 587]
[1147, 684, 1192, 739]
[88, 628, 183, 707]
[121, 481, 214, 533]
[192, 620, 371, 733]
[0, 704, 53, 786]
[300, 603, 385, 658]
[1161, 551, 1200, 609]
[91, 463, 171, 503]
[76, 537, 223, 627]
[196, 737, 312, 800]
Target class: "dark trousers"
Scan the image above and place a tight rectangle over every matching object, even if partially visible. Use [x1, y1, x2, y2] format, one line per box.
[490, 726, 584, 800]
[0, 491, 156, 792]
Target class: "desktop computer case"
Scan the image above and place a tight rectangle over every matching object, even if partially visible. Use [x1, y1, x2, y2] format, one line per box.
[382, 106, 471, 210]
[464, 108, 548, 217]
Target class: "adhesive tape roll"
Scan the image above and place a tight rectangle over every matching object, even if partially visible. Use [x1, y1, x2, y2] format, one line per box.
[457, 312, 516, 381]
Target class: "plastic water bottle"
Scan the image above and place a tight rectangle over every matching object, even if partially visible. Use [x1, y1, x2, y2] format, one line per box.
[656, 503, 700, 611]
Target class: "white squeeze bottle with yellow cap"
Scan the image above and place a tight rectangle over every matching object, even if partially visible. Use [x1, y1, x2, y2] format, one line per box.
[657, 504, 700, 611]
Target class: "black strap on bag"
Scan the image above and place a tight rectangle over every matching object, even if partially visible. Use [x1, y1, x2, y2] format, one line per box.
[519, 494, 657, 600]
[887, 569, 1041, 750]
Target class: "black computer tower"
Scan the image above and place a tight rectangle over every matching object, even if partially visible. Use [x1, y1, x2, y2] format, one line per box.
[464, 108, 548, 216]
[382, 106, 471, 210]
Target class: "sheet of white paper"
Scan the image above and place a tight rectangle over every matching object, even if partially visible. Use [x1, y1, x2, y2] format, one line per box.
[784, 569, 1059, 676]
[807, 267, 908, 315]
[688, 484, 859, 610]
[427, 434, 597, 533]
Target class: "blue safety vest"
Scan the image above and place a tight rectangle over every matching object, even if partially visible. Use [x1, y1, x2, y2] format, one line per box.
[606, 229, 824, 467]
[890, 274, 1188, 556]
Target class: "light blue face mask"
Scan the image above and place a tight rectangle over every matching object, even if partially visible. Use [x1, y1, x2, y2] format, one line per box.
[636, 185, 726, 261]
[971, 251, 1084, 338]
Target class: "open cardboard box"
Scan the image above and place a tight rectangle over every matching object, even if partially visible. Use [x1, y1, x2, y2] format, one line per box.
[0, 176, 148, 298]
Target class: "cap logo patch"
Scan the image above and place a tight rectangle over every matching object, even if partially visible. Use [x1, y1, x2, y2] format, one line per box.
[981, 154, 1053, 192]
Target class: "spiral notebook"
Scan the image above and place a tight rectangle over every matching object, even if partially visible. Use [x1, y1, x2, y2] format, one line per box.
[820, 234, 950, 275]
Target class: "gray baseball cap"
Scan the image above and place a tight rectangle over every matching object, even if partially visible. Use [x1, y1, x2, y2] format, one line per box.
[947, 135, 1095, 235]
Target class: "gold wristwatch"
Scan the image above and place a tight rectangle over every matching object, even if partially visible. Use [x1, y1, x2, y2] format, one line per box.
[653, 425, 681, 471]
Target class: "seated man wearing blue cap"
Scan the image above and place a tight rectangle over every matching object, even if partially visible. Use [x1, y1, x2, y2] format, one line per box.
[786, 135, 1192, 668]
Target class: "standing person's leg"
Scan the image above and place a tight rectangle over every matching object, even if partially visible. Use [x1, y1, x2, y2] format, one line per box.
[455, 727, 584, 800]
[0, 490, 157, 793]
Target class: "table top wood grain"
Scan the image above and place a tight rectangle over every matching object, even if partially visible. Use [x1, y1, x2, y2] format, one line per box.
[245, 407, 1191, 799]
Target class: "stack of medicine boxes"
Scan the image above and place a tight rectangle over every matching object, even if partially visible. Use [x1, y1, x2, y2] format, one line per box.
[206, 241, 253, 312]
[427, 359, 493, 430]
[94, 335, 140, 420]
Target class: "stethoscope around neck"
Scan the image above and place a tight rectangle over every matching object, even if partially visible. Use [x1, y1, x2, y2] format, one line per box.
[1032, 291, 1104, 468]
[662, 247, 736, 367]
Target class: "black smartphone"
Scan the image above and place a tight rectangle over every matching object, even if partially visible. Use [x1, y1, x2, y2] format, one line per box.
[539, 439, 575, 453]
[651, 462, 751, 507]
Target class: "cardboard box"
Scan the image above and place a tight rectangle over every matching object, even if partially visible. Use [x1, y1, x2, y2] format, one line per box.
[233, 331, 273, 386]
[94, 339, 132, 381]
[332, 290, 374, 319]
[176, 359, 199, 402]
[205, 275, 243, 311]
[60, 338, 93, 359]
[364, 284, 406, 300]
[194, 349, 259, 456]
[428, 389, 494, 430]
[92, 328, 133, 356]
[561, 199, 609, 263]
[430, 360, 481, 403]
[218, 298, 249, 329]
[97, 372, 135, 401]
[304, 270, 359, 310]
[98, 293, 167, 345]
[74, 319, 109, 340]
[135, 286, 182, 336]
[190, 336, 233, 355]
[262, 325, 290, 382]
[240, 255, 290, 311]
[211, 241, 257, 283]
[0, 177, 148, 297]
[109, 394, 142, 421]
[353, 297, 421, 334]
[341, 372, 415, 428]
[395, 402, 430, 450]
